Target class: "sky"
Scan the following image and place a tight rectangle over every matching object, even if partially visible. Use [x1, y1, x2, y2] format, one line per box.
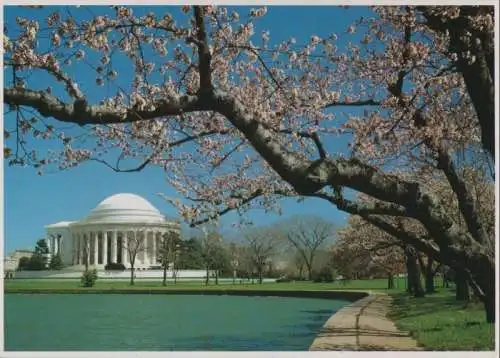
[3, 5, 375, 254]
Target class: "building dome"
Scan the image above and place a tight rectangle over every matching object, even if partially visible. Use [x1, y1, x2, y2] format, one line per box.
[82, 193, 166, 224]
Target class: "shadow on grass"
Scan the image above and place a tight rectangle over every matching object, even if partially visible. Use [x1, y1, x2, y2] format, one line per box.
[388, 291, 471, 320]
[388, 290, 494, 351]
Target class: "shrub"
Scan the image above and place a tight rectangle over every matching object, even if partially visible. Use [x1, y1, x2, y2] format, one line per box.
[276, 276, 292, 283]
[104, 262, 126, 271]
[81, 269, 98, 287]
[49, 254, 64, 270]
[312, 267, 334, 283]
[17, 256, 31, 270]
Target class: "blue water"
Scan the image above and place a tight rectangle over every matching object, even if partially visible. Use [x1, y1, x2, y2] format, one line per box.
[3, 293, 348, 351]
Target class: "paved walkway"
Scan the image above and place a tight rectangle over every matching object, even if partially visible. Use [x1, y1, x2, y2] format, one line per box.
[309, 292, 421, 351]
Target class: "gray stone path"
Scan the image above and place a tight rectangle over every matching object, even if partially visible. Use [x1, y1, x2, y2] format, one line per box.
[309, 292, 421, 351]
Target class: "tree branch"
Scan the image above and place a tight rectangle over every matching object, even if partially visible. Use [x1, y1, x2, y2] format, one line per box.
[5, 61, 84, 100]
[279, 129, 326, 159]
[436, 147, 489, 245]
[360, 215, 442, 262]
[310, 191, 413, 217]
[89, 129, 231, 173]
[4, 87, 207, 125]
[323, 99, 380, 109]
[191, 6, 213, 91]
[420, 6, 495, 159]
[189, 189, 265, 227]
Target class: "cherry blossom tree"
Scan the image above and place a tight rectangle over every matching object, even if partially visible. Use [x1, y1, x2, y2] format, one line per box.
[336, 215, 405, 289]
[3, 5, 495, 322]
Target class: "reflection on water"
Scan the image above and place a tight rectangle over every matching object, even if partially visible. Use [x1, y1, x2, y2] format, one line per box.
[4, 293, 348, 351]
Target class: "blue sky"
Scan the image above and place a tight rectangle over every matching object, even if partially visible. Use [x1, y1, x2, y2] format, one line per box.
[3, 5, 374, 253]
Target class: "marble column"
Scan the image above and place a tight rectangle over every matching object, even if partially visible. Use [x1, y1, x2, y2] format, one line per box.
[122, 232, 128, 265]
[151, 231, 156, 265]
[71, 235, 76, 265]
[92, 232, 98, 266]
[142, 231, 149, 267]
[111, 230, 117, 263]
[82, 233, 86, 265]
[76, 234, 81, 265]
[82, 233, 88, 266]
[103, 231, 108, 265]
[75, 234, 79, 264]
[51, 235, 56, 256]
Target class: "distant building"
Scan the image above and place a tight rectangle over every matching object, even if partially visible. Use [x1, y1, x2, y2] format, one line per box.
[43, 193, 180, 269]
[4, 249, 35, 271]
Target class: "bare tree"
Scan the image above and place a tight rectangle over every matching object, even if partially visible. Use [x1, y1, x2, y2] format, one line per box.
[199, 229, 222, 285]
[125, 231, 146, 286]
[283, 216, 335, 281]
[292, 251, 307, 280]
[157, 231, 181, 286]
[243, 226, 282, 284]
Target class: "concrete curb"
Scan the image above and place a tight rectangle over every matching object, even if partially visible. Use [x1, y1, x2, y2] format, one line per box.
[309, 292, 421, 351]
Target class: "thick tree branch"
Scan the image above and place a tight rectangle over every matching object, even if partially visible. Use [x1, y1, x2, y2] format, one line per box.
[310, 191, 413, 218]
[4, 88, 207, 125]
[436, 147, 489, 245]
[191, 6, 213, 91]
[420, 6, 495, 159]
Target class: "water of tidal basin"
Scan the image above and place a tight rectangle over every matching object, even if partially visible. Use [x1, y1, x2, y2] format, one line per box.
[4, 293, 349, 351]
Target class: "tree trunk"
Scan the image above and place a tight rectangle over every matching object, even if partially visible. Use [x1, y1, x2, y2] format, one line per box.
[162, 263, 167, 286]
[405, 247, 424, 298]
[259, 268, 263, 284]
[387, 274, 394, 289]
[442, 267, 452, 288]
[425, 258, 436, 293]
[484, 291, 495, 323]
[215, 269, 219, 285]
[130, 265, 135, 286]
[205, 266, 209, 286]
[306, 264, 312, 281]
[455, 268, 471, 302]
[298, 265, 304, 280]
[425, 271, 435, 294]
[468, 256, 496, 323]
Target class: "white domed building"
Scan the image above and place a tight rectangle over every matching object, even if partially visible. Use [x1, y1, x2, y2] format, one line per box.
[44, 193, 180, 270]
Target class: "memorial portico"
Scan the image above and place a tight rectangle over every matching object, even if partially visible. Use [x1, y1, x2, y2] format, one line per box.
[44, 193, 180, 269]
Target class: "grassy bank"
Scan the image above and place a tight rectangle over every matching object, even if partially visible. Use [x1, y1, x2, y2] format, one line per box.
[389, 290, 495, 350]
[4, 277, 408, 292]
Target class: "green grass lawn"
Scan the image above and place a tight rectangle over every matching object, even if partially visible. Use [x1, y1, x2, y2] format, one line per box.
[389, 289, 495, 350]
[4, 277, 408, 291]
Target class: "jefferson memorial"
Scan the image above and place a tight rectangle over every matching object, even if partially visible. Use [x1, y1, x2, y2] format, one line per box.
[44, 193, 180, 269]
